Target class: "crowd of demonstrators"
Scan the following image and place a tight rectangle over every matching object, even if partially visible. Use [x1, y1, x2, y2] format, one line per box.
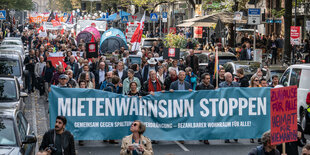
[2, 21, 306, 154]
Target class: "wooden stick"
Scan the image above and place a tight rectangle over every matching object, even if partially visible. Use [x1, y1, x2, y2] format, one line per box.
[282, 143, 286, 154]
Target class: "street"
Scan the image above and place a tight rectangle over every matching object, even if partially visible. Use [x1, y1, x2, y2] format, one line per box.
[24, 90, 308, 155]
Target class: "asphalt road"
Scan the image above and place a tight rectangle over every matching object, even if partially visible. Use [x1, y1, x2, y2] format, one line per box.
[24, 90, 308, 155]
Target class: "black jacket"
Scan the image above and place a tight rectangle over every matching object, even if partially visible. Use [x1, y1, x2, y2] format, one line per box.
[196, 83, 215, 90]
[40, 129, 76, 155]
[239, 76, 249, 87]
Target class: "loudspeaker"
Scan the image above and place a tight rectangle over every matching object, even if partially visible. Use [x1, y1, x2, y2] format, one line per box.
[81, 2, 86, 10]
[96, 3, 101, 11]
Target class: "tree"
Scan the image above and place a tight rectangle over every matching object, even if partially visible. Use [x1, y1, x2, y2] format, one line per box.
[0, 0, 34, 10]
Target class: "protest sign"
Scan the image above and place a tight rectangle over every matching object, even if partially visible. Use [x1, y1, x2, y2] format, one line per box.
[163, 48, 180, 60]
[86, 42, 98, 58]
[270, 86, 298, 145]
[126, 21, 139, 42]
[49, 86, 271, 140]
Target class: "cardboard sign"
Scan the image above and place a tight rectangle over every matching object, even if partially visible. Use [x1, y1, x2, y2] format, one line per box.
[163, 48, 180, 59]
[126, 21, 139, 43]
[86, 42, 98, 58]
[194, 27, 203, 38]
[169, 27, 176, 34]
[270, 86, 298, 145]
[290, 26, 301, 45]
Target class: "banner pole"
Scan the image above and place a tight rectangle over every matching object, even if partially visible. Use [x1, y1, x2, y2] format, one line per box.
[282, 143, 286, 154]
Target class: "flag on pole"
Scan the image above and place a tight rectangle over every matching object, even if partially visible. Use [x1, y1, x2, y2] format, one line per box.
[130, 12, 145, 52]
[47, 11, 55, 22]
[214, 46, 219, 88]
[37, 26, 44, 33]
[55, 13, 59, 22]
[65, 13, 73, 24]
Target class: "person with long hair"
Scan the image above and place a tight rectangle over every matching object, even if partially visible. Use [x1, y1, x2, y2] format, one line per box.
[120, 120, 153, 155]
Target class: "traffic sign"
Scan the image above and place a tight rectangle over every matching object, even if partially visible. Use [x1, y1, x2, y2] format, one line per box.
[0, 10, 6, 20]
[162, 12, 167, 18]
[102, 12, 109, 19]
[121, 16, 128, 23]
[150, 13, 158, 21]
[306, 21, 310, 31]
[162, 12, 167, 23]
[248, 8, 261, 25]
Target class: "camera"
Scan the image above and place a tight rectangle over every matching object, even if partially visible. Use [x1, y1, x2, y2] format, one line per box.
[46, 144, 57, 153]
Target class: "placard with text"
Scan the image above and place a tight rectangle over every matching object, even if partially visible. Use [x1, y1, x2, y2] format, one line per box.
[270, 86, 298, 145]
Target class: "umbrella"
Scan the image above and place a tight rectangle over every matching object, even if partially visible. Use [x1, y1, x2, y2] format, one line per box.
[99, 36, 128, 54]
[84, 27, 101, 40]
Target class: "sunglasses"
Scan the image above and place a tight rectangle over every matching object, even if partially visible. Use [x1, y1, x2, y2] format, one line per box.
[254, 80, 259, 82]
[131, 123, 138, 127]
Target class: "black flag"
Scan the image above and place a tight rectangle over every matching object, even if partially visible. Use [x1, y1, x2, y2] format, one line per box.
[47, 11, 55, 22]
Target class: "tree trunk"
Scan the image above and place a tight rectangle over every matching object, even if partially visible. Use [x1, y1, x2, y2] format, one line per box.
[284, 0, 292, 60]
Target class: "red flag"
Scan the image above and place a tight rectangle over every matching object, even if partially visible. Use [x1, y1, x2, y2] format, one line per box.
[90, 35, 95, 42]
[130, 12, 145, 51]
[51, 19, 61, 27]
[47, 57, 67, 68]
[61, 29, 64, 35]
[37, 26, 44, 33]
[55, 13, 59, 22]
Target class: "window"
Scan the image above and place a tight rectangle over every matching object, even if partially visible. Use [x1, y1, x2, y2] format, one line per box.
[0, 118, 17, 145]
[16, 114, 26, 141]
[0, 59, 21, 76]
[280, 69, 290, 86]
[0, 79, 17, 101]
[289, 68, 302, 87]
[299, 69, 310, 89]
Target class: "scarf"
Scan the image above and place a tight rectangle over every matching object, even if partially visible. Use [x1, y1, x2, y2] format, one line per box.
[148, 78, 162, 92]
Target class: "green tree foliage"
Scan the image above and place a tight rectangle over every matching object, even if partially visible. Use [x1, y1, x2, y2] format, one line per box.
[0, 0, 34, 10]
[202, 0, 249, 13]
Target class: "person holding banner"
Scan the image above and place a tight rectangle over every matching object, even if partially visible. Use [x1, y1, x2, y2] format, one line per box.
[169, 71, 192, 92]
[120, 120, 153, 155]
[248, 130, 280, 155]
[141, 70, 164, 96]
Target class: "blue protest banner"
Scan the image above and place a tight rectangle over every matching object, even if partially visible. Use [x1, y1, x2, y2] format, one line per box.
[49, 86, 271, 140]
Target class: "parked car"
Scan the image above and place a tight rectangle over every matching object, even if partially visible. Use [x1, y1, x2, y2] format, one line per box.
[141, 38, 163, 49]
[0, 108, 37, 155]
[0, 76, 27, 111]
[267, 66, 286, 82]
[1, 39, 23, 46]
[0, 46, 26, 60]
[223, 61, 260, 80]
[279, 64, 310, 131]
[0, 50, 24, 89]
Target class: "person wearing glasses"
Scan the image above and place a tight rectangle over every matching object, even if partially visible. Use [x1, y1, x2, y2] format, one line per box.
[249, 75, 261, 88]
[120, 120, 153, 155]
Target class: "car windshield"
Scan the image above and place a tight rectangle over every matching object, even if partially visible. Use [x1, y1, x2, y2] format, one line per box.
[0, 80, 17, 101]
[143, 41, 155, 47]
[0, 59, 21, 77]
[0, 118, 17, 146]
[1, 41, 21, 45]
[219, 57, 237, 65]
[235, 64, 258, 73]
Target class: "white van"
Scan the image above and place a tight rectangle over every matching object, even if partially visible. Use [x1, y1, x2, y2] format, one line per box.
[279, 64, 310, 130]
